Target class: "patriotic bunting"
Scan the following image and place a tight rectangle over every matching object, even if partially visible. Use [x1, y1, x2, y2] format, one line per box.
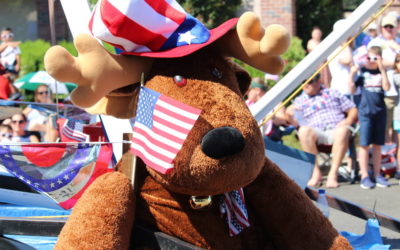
[0, 143, 113, 209]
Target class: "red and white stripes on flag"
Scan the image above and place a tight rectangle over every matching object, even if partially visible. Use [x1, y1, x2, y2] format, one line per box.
[219, 188, 250, 236]
[89, 0, 187, 52]
[131, 87, 201, 174]
[61, 119, 89, 142]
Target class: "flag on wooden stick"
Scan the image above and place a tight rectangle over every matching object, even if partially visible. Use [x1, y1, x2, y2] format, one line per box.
[61, 119, 89, 142]
[131, 87, 201, 174]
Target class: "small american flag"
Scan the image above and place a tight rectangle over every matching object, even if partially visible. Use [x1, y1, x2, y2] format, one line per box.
[131, 87, 201, 174]
[61, 119, 89, 142]
[220, 188, 250, 236]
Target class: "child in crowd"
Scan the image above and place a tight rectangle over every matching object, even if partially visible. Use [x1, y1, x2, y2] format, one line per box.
[0, 124, 13, 142]
[349, 46, 391, 189]
[392, 53, 400, 180]
[0, 27, 21, 80]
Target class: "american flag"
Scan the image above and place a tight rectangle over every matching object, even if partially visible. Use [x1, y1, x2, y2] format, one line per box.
[0, 143, 113, 209]
[219, 188, 250, 236]
[131, 87, 201, 174]
[89, 0, 210, 54]
[61, 119, 89, 142]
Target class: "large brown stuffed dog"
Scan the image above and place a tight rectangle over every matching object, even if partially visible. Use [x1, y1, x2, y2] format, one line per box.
[45, 11, 351, 250]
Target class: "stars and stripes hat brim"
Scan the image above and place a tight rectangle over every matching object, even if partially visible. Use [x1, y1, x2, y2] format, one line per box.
[89, 0, 238, 58]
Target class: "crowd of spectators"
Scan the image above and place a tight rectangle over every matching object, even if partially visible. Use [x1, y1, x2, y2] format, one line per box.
[292, 13, 400, 189]
[0, 27, 92, 144]
[245, 12, 400, 190]
[3, 12, 400, 190]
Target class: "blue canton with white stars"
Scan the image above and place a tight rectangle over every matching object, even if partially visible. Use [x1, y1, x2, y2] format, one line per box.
[135, 87, 160, 129]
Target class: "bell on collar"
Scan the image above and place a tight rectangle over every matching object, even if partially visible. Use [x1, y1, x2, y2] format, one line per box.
[189, 195, 212, 210]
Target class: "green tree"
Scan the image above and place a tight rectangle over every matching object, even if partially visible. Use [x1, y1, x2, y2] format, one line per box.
[296, 0, 343, 49]
[281, 37, 306, 77]
[179, 0, 241, 27]
[19, 40, 51, 76]
[343, 0, 364, 11]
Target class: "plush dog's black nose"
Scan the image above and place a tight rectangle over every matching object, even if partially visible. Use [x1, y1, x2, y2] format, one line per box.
[201, 127, 245, 159]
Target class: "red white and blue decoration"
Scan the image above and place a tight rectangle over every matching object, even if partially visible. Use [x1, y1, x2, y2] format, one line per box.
[131, 87, 201, 174]
[0, 143, 113, 209]
[61, 119, 89, 142]
[89, 0, 238, 58]
[219, 188, 250, 236]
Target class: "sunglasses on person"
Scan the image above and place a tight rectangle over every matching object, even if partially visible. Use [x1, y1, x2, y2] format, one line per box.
[367, 56, 378, 61]
[0, 132, 12, 139]
[37, 91, 49, 95]
[1, 33, 13, 39]
[11, 120, 25, 124]
[383, 25, 395, 30]
[307, 78, 319, 84]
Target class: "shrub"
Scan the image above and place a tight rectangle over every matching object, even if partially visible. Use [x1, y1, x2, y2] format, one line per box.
[233, 36, 306, 88]
[281, 36, 306, 77]
[19, 39, 51, 76]
[19, 39, 120, 79]
[58, 40, 78, 56]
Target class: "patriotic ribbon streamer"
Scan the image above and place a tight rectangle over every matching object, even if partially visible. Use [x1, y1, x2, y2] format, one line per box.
[0, 143, 113, 209]
[219, 188, 250, 236]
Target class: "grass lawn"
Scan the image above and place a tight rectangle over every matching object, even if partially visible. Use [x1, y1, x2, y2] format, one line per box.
[282, 131, 302, 150]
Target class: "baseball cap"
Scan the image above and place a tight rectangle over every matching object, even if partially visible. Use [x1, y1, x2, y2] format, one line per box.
[381, 15, 397, 27]
[250, 82, 267, 92]
[367, 22, 377, 30]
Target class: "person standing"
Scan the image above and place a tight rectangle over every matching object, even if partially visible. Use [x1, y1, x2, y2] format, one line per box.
[392, 54, 400, 180]
[0, 28, 21, 80]
[362, 22, 378, 47]
[328, 20, 354, 97]
[306, 26, 322, 53]
[349, 46, 391, 189]
[368, 14, 400, 143]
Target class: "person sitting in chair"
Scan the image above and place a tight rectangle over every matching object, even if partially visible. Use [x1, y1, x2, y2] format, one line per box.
[286, 74, 358, 188]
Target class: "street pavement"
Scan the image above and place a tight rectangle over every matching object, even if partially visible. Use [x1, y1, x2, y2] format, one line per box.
[319, 177, 400, 249]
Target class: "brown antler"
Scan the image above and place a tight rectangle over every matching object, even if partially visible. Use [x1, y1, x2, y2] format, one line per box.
[217, 12, 290, 74]
[44, 34, 153, 108]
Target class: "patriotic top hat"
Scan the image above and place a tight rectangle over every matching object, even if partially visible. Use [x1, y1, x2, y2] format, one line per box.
[89, 0, 238, 58]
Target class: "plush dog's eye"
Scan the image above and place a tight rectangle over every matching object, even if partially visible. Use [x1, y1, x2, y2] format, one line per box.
[212, 67, 223, 79]
[174, 75, 187, 87]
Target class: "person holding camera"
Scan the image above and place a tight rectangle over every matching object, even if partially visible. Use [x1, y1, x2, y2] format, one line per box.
[349, 46, 391, 189]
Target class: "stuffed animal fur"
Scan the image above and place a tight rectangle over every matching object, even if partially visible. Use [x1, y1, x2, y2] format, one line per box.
[45, 12, 352, 250]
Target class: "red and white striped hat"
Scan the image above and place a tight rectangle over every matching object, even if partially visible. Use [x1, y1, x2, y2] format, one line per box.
[89, 0, 238, 58]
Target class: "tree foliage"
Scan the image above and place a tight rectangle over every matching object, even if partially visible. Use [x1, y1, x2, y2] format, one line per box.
[296, 0, 343, 49]
[179, 0, 242, 27]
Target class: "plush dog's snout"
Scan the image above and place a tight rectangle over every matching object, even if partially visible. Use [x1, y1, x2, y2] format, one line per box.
[201, 127, 245, 159]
